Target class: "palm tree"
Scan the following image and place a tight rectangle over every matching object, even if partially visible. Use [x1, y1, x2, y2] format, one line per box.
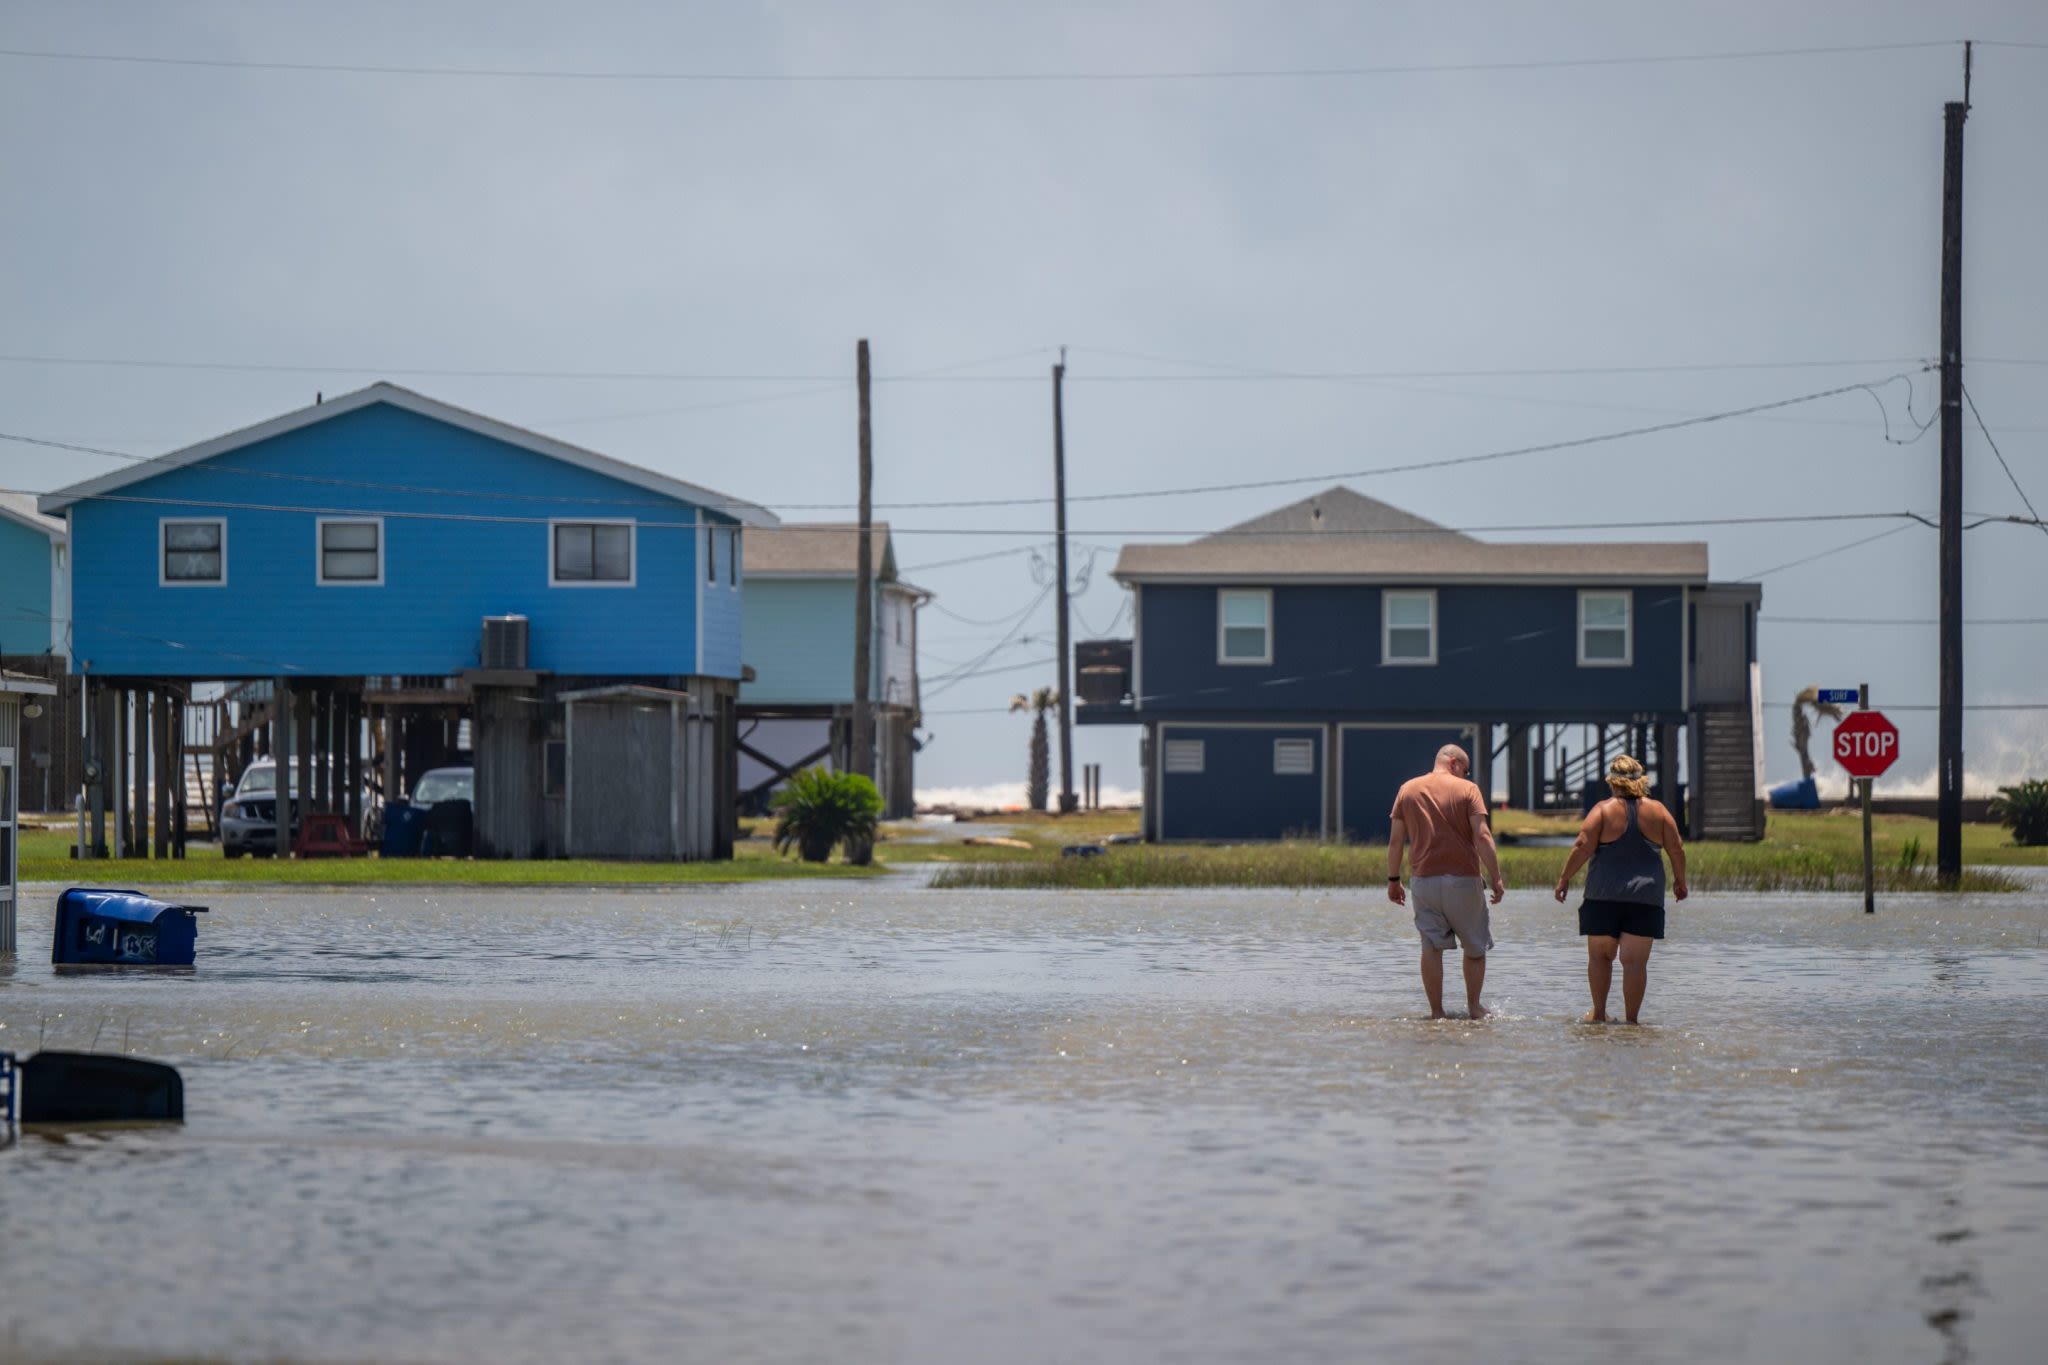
[1009, 687, 1059, 812]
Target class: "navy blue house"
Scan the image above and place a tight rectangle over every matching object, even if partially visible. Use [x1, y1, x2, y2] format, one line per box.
[1076, 489, 1764, 843]
[41, 383, 776, 861]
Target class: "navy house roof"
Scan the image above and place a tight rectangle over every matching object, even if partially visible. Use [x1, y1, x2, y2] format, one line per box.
[1113, 486, 1707, 584]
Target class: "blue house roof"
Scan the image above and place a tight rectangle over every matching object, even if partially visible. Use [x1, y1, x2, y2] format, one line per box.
[39, 383, 778, 526]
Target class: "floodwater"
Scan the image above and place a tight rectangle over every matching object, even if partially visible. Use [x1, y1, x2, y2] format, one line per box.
[3, 878, 2046, 1365]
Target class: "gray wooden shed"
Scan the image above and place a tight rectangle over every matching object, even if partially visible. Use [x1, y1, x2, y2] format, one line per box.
[1, 670, 59, 954]
[560, 684, 719, 860]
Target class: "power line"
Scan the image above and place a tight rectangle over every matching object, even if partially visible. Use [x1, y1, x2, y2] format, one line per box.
[1963, 384, 2048, 540]
[1762, 615, 2048, 625]
[1733, 523, 1920, 581]
[0, 39, 1965, 85]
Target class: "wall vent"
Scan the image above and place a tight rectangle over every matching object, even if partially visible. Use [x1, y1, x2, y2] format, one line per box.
[481, 615, 529, 670]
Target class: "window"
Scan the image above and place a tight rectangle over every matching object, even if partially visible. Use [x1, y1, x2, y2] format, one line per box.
[161, 519, 225, 585]
[1274, 738, 1315, 775]
[1382, 590, 1437, 665]
[723, 527, 738, 586]
[317, 518, 383, 584]
[1163, 738, 1206, 774]
[706, 523, 717, 583]
[552, 521, 634, 585]
[1217, 589, 1272, 665]
[1579, 590, 1632, 666]
[543, 739, 566, 798]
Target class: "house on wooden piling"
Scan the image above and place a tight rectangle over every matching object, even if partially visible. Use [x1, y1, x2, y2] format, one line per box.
[737, 523, 929, 818]
[1075, 487, 1765, 843]
[39, 383, 775, 862]
[0, 494, 80, 812]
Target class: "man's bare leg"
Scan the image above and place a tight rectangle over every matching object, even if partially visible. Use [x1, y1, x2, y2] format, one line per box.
[1584, 936, 1618, 1022]
[1618, 934, 1654, 1023]
[1462, 953, 1489, 1019]
[1420, 945, 1447, 1018]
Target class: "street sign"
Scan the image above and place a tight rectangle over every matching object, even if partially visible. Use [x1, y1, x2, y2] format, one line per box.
[1834, 711, 1900, 780]
[1816, 688, 1861, 705]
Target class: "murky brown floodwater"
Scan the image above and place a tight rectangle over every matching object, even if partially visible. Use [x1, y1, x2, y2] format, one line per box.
[2, 878, 2045, 1364]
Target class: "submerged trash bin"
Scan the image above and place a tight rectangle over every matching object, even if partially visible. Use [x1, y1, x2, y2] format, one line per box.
[53, 888, 207, 967]
[12, 1051, 184, 1123]
[380, 801, 427, 858]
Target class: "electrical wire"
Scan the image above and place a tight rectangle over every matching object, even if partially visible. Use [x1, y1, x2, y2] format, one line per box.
[1762, 616, 2048, 626]
[0, 39, 1965, 84]
[1732, 523, 1920, 581]
[1963, 384, 2048, 540]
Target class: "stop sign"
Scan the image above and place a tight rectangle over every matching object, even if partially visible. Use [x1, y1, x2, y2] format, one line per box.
[1833, 711, 1900, 780]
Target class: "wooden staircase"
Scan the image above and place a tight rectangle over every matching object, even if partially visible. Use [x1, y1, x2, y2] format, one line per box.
[1694, 706, 1764, 841]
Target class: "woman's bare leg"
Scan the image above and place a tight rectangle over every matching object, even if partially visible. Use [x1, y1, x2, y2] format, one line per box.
[1618, 934, 1655, 1023]
[1585, 936, 1618, 1022]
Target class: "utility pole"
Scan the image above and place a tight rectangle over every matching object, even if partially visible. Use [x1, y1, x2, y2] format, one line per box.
[1052, 348, 1077, 815]
[1937, 46, 1970, 886]
[851, 339, 875, 781]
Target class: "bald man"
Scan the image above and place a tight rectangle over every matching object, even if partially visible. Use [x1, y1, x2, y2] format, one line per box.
[1387, 745, 1505, 1020]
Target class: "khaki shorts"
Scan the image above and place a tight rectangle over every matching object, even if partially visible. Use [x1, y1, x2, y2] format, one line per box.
[1411, 875, 1492, 957]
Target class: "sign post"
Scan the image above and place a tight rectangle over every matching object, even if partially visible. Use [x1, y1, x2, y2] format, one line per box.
[1833, 698, 1901, 913]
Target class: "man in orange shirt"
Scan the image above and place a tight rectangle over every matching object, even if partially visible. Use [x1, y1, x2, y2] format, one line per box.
[1387, 744, 1505, 1019]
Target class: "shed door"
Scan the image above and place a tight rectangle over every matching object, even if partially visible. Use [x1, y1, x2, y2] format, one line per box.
[1, 702, 16, 952]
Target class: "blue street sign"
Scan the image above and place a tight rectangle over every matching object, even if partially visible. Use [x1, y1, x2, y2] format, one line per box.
[1817, 689, 1860, 705]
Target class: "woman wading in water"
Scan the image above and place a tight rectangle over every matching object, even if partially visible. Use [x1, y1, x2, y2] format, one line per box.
[1553, 756, 1688, 1024]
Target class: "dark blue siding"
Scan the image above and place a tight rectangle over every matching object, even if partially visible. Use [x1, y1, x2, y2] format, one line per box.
[1137, 583, 1684, 718]
[1158, 725, 1323, 841]
[1339, 726, 1473, 843]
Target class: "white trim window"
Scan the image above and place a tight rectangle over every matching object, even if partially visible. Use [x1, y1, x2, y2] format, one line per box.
[1163, 738, 1206, 774]
[551, 519, 635, 586]
[1273, 738, 1316, 775]
[160, 518, 226, 586]
[1217, 588, 1273, 665]
[1382, 589, 1437, 665]
[316, 517, 384, 585]
[1579, 589, 1633, 666]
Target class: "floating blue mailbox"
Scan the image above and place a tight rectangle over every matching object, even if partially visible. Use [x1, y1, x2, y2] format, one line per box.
[52, 888, 207, 967]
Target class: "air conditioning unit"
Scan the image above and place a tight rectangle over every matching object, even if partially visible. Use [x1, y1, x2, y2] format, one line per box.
[481, 615, 529, 670]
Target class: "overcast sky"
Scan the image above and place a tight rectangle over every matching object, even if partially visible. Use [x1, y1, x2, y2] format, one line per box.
[3, 1, 2045, 803]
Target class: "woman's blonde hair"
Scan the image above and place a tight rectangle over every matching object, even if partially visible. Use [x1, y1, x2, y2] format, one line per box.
[1606, 755, 1652, 800]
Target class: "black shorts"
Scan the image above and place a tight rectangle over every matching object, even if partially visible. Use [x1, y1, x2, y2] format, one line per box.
[1579, 899, 1665, 940]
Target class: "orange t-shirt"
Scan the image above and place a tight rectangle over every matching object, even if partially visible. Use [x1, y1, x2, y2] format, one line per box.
[1391, 771, 1487, 878]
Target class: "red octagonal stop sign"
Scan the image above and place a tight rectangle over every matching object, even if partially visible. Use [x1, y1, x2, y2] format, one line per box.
[1834, 711, 1900, 780]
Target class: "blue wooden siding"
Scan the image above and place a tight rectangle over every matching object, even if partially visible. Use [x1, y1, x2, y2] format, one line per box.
[0, 521, 54, 654]
[1338, 725, 1474, 844]
[739, 579, 900, 706]
[1136, 583, 1684, 718]
[65, 402, 742, 678]
[1158, 724, 1324, 840]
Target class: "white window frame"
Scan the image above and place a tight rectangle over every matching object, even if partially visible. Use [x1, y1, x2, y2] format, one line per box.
[159, 517, 227, 587]
[1216, 588, 1273, 666]
[1381, 589, 1438, 666]
[549, 518, 637, 588]
[1273, 738, 1316, 776]
[1578, 589, 1634, 667]
[315, 516, 385, 586]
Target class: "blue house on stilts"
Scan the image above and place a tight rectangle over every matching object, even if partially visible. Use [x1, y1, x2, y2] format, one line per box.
[1075, 488, 1765, 843]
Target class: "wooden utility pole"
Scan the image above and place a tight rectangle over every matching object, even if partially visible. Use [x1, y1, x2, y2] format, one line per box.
[851, 339, 876, 780]
[1052, 348, 1077, 814]
[1937, 47, 1970, 886]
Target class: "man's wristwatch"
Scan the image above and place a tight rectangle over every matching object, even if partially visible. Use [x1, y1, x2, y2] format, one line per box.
[1387, 875, 1402, 882]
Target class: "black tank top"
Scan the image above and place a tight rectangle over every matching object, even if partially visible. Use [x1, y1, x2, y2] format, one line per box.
[1584, 799, 1665, 907]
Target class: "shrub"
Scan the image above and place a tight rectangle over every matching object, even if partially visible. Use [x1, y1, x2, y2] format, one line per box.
[771, 767, 883, 864]
[1990, 779, 2048, 847]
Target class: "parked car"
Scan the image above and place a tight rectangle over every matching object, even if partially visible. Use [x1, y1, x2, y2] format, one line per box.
[219, 758, 380, 858]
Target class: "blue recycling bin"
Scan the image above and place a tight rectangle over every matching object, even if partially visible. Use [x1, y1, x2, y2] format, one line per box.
[53, 888, 206, 967]
[1768, 776, 1821, 810]
[380, 801, 427, 858]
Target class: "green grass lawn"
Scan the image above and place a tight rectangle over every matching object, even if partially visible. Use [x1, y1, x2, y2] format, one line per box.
[15, 826, 882, 887]
[18, 806, 2040, 891]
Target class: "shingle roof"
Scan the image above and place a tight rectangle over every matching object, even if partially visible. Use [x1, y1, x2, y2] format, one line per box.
[35, 383, 778, 527]
[744, 522, 897, 578]
[0, 491, 65, 539]
[1114, 486, 1708, 583]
